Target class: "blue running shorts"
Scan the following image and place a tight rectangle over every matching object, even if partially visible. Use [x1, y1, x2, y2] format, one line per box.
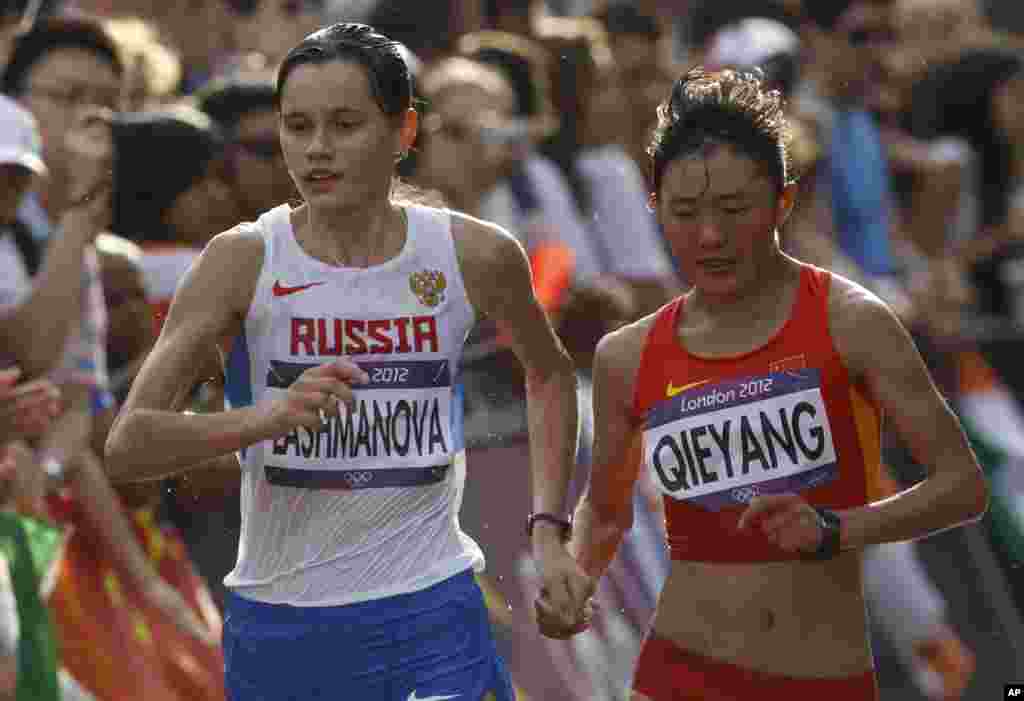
[223, 569, 515, 701]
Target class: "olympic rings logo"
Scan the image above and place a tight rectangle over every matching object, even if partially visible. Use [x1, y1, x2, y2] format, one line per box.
[343, 471, 375, 487]
[731, 486, 760, 504]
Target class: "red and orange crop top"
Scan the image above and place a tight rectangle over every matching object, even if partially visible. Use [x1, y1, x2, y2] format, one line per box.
[631, 264, 886, 563]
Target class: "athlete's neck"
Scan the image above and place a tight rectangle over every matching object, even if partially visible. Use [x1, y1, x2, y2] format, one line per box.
[301, 197, 404, 267]
[689, 248, 797, 322]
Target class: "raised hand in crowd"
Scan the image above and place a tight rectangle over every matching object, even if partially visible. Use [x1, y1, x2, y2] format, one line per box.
[60, 108, 114, 231]
[0, 367, 60, 443]
[0, 107, 114, 378]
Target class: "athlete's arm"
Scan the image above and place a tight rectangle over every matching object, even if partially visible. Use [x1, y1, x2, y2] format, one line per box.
[105, 227, 367, 481]
[451, 212, 592, 628]
[570, 321, 647, 579]
[823, 277, 987, 548]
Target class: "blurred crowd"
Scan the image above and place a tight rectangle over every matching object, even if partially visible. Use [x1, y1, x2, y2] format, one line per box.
[0, 0, 1023, 699]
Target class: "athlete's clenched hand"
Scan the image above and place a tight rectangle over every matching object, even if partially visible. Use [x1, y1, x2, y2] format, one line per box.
[738, 493, 825, 554]
[260, 359, 369, 436]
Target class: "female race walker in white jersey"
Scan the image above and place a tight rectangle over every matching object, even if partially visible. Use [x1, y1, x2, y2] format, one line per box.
[104, 23, 594, 701]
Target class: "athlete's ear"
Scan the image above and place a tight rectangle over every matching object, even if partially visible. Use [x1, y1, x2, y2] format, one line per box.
[776, 182, 798, 229]
[398, 108, 418, 153]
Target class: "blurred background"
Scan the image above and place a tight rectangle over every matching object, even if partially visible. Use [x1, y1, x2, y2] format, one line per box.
[1, 0, 1024, 699]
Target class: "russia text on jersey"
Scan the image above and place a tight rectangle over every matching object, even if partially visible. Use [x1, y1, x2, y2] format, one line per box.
[290, 315, 440, 356]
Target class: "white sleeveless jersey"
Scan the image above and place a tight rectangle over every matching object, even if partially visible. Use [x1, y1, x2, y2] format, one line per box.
[222, 203, 484, 606]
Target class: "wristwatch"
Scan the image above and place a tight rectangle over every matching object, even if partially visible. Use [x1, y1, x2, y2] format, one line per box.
[803, 507, 843, 561]
[526, 512, 573, 542]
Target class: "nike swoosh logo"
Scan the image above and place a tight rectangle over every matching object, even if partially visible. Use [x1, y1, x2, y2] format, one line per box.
[666, 379, 709, 398]
[406, 692, 460, 701]
[272, 280, 325, 297]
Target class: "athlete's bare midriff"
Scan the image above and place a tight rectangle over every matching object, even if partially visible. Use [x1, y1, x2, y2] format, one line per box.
[651, 553, 874, 678]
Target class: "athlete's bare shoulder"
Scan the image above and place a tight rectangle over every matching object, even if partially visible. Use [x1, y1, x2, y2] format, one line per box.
[447, 210, 532, 310]
[448, 209, 522, 270]
[187, 224, 264, 290]
[593, 309, 663, 413]
[204, 221, 266, 261]
[826, 270, 911, 382]
[598, 312, 658, 364]
[165, 223, 266, 332]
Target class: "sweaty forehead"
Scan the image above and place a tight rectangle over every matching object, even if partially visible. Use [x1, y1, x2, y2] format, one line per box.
[661, 143, 768, 200]
[280, 60, 378, 114]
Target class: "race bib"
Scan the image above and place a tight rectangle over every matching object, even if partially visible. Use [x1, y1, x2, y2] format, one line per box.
[265, 358, 453, 472]
[643, 369, 838, 510]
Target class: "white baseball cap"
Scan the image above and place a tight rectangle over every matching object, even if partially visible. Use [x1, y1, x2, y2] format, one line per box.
[0, 95, 47, 177]
[705, 17, 800, 72]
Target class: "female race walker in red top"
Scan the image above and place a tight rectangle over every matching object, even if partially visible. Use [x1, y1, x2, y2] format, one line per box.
[104, 23, 592, 701]
[537, 68, 990, 700]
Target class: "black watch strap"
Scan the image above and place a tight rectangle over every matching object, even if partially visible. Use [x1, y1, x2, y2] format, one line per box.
[803, 507, 842, 561]
[526, 512, 573, 542]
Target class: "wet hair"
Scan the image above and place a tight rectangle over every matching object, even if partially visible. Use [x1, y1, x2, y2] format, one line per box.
[648, 67, 791, 196]
[2, 16, 123, 95]
[275, 22, 412, 118]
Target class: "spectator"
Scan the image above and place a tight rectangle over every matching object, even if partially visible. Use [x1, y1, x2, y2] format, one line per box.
[110, 106, 236, 253]
[593, 2, 676, 169]
[146, 0, 234, 94]
[786, 0, 921, 333]
[197, 75, 298, 223]
[534, 15, 679, 322]
[366, 0, 459, 63]
[0, 34, 221, 697]
[109, 106, 236, 332]
[0, 95, 110, 381]
[455, 29, 560, 149]
[2, 16, 123, 220]
[227, 0, 324, 69]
